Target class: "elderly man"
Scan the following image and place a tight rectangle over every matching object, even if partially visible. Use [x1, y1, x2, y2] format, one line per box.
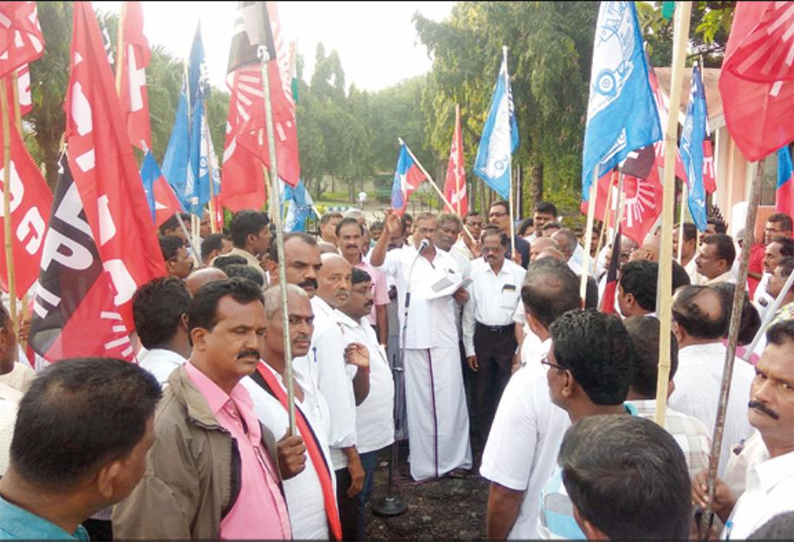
[754, 237, 794, 319]
[696, 233, 737, 285]
[370, 210, 472, 481]
[0, 359, 161, 540]
[669, 285, 755, 475]
[551, 229, 582, 275]
[692, 318, 794, 539]
[114, 279, 304, 539]
[243, 285, 341, 540]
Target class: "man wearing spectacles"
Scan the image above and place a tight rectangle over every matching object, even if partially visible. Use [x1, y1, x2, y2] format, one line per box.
[488, 201, 530, 268]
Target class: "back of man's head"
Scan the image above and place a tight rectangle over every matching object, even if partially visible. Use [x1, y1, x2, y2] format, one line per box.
[709, 282, 761, 346]
[158, 235, 184, 262]
[10, 358, 161, 496]
[201, 233, 230, 261]
[672, 285, 729, 340]
[224, 264, 265, 288]
[624, 316, 679, 398]
[212, 254, 248, 273]
[559, 415, 691, 540]
[133, 277, 191, 350]
[229, 210, 269, 248]
[707, 218, 728, 234]
[521, 259, 580, 330]
[551, 229, 578, 259]
[549, 309, 635, 405]
[619, 261, 658, 312]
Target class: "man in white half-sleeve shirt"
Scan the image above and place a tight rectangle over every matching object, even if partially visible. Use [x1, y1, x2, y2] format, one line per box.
[243, 285, 339, 540]
[370, 210, 472, 481]
[133, 277, 192, 386]
[482, 259, 579, 540]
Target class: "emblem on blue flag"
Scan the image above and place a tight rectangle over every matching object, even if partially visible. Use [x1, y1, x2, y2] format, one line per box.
[680, 63, 708, 231]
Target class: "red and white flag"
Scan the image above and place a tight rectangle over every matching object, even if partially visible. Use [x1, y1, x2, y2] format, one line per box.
[118, 1, 152, 151]
[443, 105, 467, 216]
[3, 64, 32, 118]
[64, 1, 165, 329]
[0, 2, 44, 80]
[720, 1, 794, 161]
[221, 1, 300, 212]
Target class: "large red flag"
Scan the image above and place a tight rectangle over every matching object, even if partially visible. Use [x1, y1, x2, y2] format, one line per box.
[0, 109, 52, 296]
[443, 106, 468, 216]
[119, 1, 152, 151]
[719, 2, 794, 161]
[221, 1, 300, 213]
[0, 2, 44, 80]
[65, 2, 165, 329]
[3, 65, 32, 118]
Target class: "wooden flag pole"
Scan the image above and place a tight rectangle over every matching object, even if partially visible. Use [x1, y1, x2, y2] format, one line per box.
[10, 72, 25, 350]
[115, 2, 127, 96]
[677, 180, 688, 262]
[594, 170, 617, 274]
[655, 1, 692, 428]
[259, 44, 296, 435]
[454, 104, 462, 216]
[398, 137, 477, 245]
[1, 79, 17, 339]
[700, 164, 763, 539]
[203, 110, 218, 234]
[503, 46, 516, 258]
[580, 170, 599, 307]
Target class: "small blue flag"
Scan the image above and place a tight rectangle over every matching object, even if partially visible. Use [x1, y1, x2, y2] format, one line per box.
[680, 63, 708, 231]
[283, 179, 315, 232]
[391, 143, 426, 214]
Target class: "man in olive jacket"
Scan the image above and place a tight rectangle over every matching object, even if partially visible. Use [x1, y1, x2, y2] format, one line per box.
[113, 278, 307, 539]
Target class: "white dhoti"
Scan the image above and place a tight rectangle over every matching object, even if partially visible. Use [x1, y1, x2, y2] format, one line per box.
[404, 346, 472, 481]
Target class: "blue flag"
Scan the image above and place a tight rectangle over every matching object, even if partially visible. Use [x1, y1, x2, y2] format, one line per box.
[582, 1, 661, 201]
[161, 78, 190, 212]
[185, 26, 214, 217]
[474, 56, 519, 200]
[283, 179, 315, 232]
[140, 151, 161, 222]
[680, 63, 708, 232]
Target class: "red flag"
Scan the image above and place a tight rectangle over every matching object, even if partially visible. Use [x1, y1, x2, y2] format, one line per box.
[210, 194, 224, 231]
[3, 65, 32, 118]
[65, 2, 166, 330]
[719, 2, 794, 161]
[647, 58, 688, 182]
[118, 1, 152, 151]
[0, 111, 52, 296]
[152, 176, 182, 229]
[0, 2, 44, 80]
[221, 1, 300, 213]
[703, 138, 716, 194]
[600, 227, 621, 315]
[443, 106, 467, 216]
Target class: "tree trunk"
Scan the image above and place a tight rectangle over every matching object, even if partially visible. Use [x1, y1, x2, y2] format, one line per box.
[531, 163, 544, 206]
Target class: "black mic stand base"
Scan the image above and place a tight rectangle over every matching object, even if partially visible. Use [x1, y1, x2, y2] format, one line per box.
[371, 494, 408, 517]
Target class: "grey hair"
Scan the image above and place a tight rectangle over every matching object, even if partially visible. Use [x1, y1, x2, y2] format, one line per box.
[553, 229, 578, 255]
[263, 284, 308, 319]
[343, 209, 364, 221]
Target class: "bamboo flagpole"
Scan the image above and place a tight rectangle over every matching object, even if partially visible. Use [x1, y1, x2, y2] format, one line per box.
[259, 44, 296, 435]
[454, 104, 462, 216]
[503, 46, 516, 258]
[677, 181, 688, 262]
[11, 71, 26, 348]
[594, 169, 617, 274]
[580, 171, 599, 307]
[203, 109, 218, 234]
[115, 2, 126, 96]
[1, 74, 17, 340]
[654, 1, 692, 427]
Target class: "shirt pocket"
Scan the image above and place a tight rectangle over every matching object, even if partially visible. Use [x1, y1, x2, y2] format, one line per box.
[500, 284, 520, 310]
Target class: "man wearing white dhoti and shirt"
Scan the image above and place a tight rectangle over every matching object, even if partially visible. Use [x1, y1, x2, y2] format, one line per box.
[370, 211, 472, 481]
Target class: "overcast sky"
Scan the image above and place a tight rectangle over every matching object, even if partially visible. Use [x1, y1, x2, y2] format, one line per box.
[94, 1, 456, 92]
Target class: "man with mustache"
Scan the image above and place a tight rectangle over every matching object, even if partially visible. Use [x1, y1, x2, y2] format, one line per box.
[242, 285, 342, 540]
[691, 318, 794, 539]
[462, 228, 525, 462]
[114, 278, 305, 539]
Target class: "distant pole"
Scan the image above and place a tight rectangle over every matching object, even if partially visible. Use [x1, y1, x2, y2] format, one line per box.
[580, 171, 599, 307]
[1, 80, 17, 339]
[115, 2, 127, 96]
[454, 104, 462, 216]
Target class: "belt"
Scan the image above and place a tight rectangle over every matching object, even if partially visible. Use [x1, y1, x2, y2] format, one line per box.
[476, 322, 514, 334]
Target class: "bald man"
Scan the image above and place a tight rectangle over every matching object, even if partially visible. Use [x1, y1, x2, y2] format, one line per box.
[185, 267, 228, 296]
[529, 238, 558, 263]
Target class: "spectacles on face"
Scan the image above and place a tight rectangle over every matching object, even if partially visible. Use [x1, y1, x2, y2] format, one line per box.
[489, 211, 507, 218]
[540, 355, 567, 372]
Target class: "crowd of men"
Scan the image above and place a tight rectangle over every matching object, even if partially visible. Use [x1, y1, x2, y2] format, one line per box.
[0, 200, 792, 540]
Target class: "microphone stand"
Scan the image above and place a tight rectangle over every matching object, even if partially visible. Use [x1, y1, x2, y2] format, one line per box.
[372, 243, 426, 517]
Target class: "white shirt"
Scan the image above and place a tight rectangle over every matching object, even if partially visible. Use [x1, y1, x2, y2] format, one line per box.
[513, 302, 541, 368]
[480, 339, 570, 540]
[0, 362, 36, 393]
[375, 245, 462, 349]
[753, 272, 773, 319]
[705, 270, 737, 285]
[669, 342, 755, 476]
[462, 258, 526, 357]
[722, 442, 794, 540]
[310, 296, 358, 470]
[138, 348, 186, 387]
[336, 311, 395, 454]
[452, 238, 475, 260]
[684, 257, 701, 285]
[242, 365, 335, 540]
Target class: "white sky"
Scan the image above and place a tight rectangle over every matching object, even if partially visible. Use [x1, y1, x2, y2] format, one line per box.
[93, 1, 456, 92]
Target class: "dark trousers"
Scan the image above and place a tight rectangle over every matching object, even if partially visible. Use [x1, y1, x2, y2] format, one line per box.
[336, 448, 378, 542]
[82, 519, 112, 541]
[470, 323, 517, 450]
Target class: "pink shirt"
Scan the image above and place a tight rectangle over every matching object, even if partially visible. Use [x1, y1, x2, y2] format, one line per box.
[185, 362, 291, 540]
[357, 258, 390, 326]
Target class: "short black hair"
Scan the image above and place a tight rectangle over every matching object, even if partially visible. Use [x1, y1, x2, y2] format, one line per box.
[10, 358, 161, 490]
[542, 221, 562, 232]
[465, 211, 482, 219]
[702, 233, 736, 268]
[159, 235, 185, 261]
[133, 277, 191, 349]
[624, 316, 679, 397]
[224, 264, 265, 288]
[212, 254, 248, 273]
[268, 232, 318, 264]
[769, 236, 794, 257]
[619, 261, 658, 312]
[351, 267, 371, 286]
[534, 201, 558, 217]
[672, 260, 692, 292]
[708, 282, 761, 346]
[336, 217, 364, 237]
[187, 278, 265, 333]
[229, 210, 269, 248]
[767, 212, 793, 232]
[320, 211, 343, 225]
[677, 222, 698, 242]
[159, 212, 190, 235]
[518, 218, 534, 236]
[559, 415, 691, 541]
[370, 220, 384, 231]
[489, 200, 509, 214]
[766, 318, 794, 347]
[481, 228, 509, 247]
[201, 233, 230, 260]
[672, 285, 729, 340]
[776, 257, 794, 294]
[521, 259, 581, 329]
[706, 218, 727, 234]
[549, 309, 635, 405]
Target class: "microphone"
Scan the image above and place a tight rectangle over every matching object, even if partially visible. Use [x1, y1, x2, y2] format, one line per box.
[418, 239, 430, 253]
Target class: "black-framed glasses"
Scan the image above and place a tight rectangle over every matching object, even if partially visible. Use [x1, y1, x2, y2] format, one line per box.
[540, 355, 567, 372]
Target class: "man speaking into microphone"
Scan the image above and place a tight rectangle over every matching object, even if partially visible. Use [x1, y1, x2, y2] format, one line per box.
[370, 211, 473, 481]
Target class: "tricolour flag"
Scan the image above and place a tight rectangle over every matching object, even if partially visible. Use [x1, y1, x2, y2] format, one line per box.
[140, 151, 182, 228]
[719, 2, 794, 161]
[777, 146, 794, 217]
[119, 1, 152, 151]
[391, 143, 426, 216]
[582, 1, 661, 200]
[473, 55, 518, 200]
[0, 2, 44, 80]
[444, 105, 467, 216]
[680, 63, 709, 231]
